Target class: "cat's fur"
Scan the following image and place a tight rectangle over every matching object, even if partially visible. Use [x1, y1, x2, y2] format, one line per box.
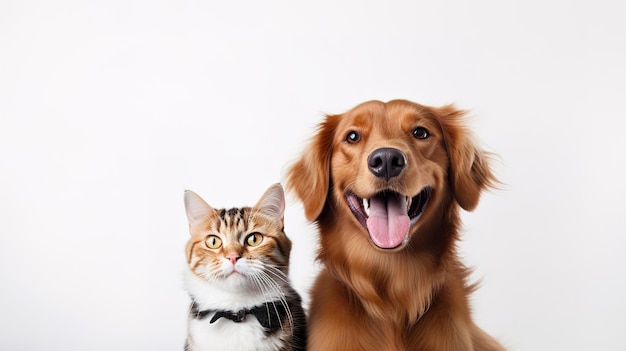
[183, 184, 306, 351]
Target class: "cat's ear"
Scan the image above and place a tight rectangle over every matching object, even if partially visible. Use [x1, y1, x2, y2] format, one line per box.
[255, 183, 285, 221]
[184, 190, 215, 230]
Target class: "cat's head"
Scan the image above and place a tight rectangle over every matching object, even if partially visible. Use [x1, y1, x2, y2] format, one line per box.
[183, 183, 292, 290]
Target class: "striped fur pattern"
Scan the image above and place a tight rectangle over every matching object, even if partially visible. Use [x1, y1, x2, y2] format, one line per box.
[183, 184, 306, 351]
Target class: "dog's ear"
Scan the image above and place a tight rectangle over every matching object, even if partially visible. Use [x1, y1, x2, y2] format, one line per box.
[434, 105, 497, 211]
[286, 115, 338, 221]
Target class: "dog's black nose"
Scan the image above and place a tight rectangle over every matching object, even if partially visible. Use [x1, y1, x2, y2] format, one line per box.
[368, 148, 407, 180]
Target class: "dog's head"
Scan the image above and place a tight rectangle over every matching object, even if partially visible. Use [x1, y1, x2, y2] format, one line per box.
[287, 99, 496, 251]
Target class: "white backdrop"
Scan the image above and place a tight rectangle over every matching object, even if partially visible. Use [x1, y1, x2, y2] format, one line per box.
[2, 1, 625, 350]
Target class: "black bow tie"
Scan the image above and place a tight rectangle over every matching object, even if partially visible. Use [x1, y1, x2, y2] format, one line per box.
[190, 301, 288, 333]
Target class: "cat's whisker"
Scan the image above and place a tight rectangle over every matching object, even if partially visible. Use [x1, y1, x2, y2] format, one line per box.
[256, 273, 295, 334]
[250, 273, 289, 332]
[264, 265, 291, 284]
[255, 270, 294, 332]
[254, 270, 285, 304]
[266, 300, 286, 332]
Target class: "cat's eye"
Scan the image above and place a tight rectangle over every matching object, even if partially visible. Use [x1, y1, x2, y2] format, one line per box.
[412, 127, 430, 140]
[245, 233, 263, 247]
[205, 235, 222, 249]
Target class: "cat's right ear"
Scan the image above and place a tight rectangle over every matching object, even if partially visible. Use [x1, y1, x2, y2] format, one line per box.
[255, 183, 286, 221]
[184, 190, 215, 230]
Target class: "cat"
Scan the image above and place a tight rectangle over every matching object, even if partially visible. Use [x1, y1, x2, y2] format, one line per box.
[183, 183, 307, 351]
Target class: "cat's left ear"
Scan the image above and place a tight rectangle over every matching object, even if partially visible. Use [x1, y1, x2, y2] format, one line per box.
[184, 190, 216, 230]
[255, 183, 285, 221]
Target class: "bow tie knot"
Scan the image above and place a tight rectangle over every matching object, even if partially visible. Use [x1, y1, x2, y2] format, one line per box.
[210, 309, 248, 323]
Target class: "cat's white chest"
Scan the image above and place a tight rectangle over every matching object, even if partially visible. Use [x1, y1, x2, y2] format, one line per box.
[184, 271, 288, 351]
[187, 315, 284, 351]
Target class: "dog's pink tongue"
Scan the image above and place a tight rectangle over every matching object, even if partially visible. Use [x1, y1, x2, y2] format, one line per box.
[366, 195, 409, 249]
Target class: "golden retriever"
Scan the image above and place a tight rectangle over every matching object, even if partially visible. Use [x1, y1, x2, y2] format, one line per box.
[286, 99, 505, 350]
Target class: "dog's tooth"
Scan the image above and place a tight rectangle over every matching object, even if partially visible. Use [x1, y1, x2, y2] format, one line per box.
[406, 196, 412, 210]
[363, 198, 371, 216]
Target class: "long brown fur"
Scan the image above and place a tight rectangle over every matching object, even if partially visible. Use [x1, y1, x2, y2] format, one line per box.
[286, 99, 505, 350]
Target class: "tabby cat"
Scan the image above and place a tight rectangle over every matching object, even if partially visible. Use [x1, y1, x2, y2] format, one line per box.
[183, 183, 306, 351]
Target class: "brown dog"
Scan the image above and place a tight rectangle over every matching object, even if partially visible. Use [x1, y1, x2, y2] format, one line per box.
[286, 100, 505, 350]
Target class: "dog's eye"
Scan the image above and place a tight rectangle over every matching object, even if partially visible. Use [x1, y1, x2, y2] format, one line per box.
[412, 127, 430, 140]
[345, 131, 361, 144]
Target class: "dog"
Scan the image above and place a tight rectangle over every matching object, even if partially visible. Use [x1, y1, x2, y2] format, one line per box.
[286, 99, 505, 350]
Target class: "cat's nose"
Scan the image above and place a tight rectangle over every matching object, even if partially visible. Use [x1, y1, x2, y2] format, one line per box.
[227, 254, 241, 265]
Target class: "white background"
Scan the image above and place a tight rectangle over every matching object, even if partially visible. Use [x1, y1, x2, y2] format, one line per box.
[1, 1, 625, 350]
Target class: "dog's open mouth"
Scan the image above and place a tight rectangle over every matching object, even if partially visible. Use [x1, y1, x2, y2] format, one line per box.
[346, 187, 432, 249]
